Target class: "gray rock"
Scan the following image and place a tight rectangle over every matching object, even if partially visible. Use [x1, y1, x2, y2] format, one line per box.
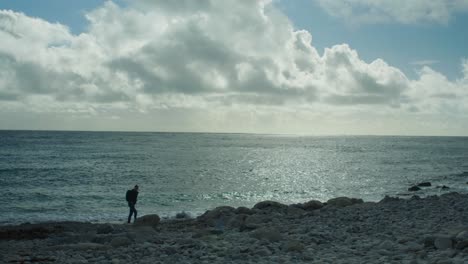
[96, 224, 114, 234]
[253, 200, 289, 211]
[110, 236, 132, 247]
[251, 227, 283, 242]
[455, 231, 468, 249]
[301, 200, 324, 210]
[326, 197, 363, 207]
[235, 207, 253, 215]
[434, 236, 453, 250]
[243, 214, 270, 230]
[197, 206, 236, 226]
[134, 214, 160, 227]
[283, 240, 305, 252]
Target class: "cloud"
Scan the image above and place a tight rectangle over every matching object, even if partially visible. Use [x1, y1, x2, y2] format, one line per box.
[0, 1, 467, 134]
[316, 0, 468, 25]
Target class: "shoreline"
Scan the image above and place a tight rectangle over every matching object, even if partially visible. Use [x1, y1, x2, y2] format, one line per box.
[1, 193, 468, 263]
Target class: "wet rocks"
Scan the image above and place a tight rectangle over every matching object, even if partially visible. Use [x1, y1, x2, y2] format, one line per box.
[134, 214, 160, 227]
[326, 197, 363, 207]
[408, 186, 421, 191]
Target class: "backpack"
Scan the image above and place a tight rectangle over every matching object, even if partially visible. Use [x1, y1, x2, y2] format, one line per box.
[126, 190, 130, 202]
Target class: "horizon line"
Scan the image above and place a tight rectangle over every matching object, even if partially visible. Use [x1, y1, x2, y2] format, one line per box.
[0, 128, 467, 138]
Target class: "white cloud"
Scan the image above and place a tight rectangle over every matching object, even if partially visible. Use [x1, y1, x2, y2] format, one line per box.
[0, 1, 467, 135]
[316, 0, 468, 25]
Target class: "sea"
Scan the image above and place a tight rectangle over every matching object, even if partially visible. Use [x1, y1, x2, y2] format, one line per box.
[1, 130, 467, 225]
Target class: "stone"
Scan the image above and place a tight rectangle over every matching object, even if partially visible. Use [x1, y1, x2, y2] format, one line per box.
[96, 224, 114, 234]
[300, 200, 324, 210]
[251, 227, 283, 242]
[379, 240, 394, 250]
[455, 231, 468, 249]
[197, 206, 236, 226]
[434, 236, 453, 250]
[176, 211, 192, 219]
[134, 214, 160, 226]
[235, 207, 253, 215]
[253, 201, 288, 211]
[417, 182, 431, 187]
[408, 186, 421, 192]
[110, 236, 132, 247]
[326, 197, 363, 207]
[283, 240, 305, 252]
[403, 241, 423, 252]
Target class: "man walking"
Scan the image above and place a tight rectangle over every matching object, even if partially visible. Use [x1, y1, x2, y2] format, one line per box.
[126, 185, 139, 223]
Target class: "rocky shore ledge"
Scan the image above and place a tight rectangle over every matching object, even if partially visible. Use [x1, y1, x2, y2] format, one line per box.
[1, 193, 468, 264]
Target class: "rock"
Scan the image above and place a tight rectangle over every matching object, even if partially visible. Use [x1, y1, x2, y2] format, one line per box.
[408, 186, 421, 192]
[434, 236, 453, 250]
[403, 241, 423, 252]
[176, 211, 192, 219]
[243, 214, 271, 230]
[110, 236, 132, 247]
[417, 182, 431, 187]
[235, 207, 253, 215]
[455, 231, 468, 249]
[283, 240, 305, 252]
[300, 200, 324, 210]
[197, 206, 236, 226]
[326, 197, 363, 207]
[254, 247, 272, 256]
[253, 200, 288, 211]
[379, 240, 394, 250]
[96, 224, 114, 234]
[227, 214, 248, 228]
[134, 214, 160, 226]
[251, 227, 283, 242]
[0, 226, 53, 240]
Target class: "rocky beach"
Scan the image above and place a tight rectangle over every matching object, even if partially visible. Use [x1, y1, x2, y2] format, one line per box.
[1, 192, 468, 264]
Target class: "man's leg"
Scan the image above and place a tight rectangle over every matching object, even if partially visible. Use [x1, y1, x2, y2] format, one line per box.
[128, 203, 135, 223]
[133, 207, 137, 222]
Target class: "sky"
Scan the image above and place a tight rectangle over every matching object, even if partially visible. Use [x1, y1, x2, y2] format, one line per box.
[0, 0, 467, 136]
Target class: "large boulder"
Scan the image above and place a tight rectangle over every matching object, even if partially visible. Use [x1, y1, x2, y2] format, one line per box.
[300, 200, 324, 211]
[197, 206, 236, 227]
[326, 197, 363, 208]
[134, 214, 160, 227]
[253, 201, 288, 211]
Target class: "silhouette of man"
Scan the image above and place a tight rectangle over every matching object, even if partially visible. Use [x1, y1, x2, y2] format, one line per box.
[126, 185, 139, 223]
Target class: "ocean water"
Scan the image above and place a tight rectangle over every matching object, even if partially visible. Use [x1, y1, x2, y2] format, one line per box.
[1, 130, 467, 225]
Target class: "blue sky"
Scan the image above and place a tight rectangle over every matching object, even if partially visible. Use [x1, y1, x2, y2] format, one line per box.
[0, 0, 467, 135]
[1, 0, 466, 80]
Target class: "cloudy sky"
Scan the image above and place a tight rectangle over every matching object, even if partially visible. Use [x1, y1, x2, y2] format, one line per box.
[1, 0, 467, 136]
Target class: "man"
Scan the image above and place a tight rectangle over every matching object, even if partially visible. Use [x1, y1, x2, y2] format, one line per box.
[126, 185, 139, 223]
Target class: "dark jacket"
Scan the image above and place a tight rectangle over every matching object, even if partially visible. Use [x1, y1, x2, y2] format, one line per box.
[126, 189, 138, 204]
